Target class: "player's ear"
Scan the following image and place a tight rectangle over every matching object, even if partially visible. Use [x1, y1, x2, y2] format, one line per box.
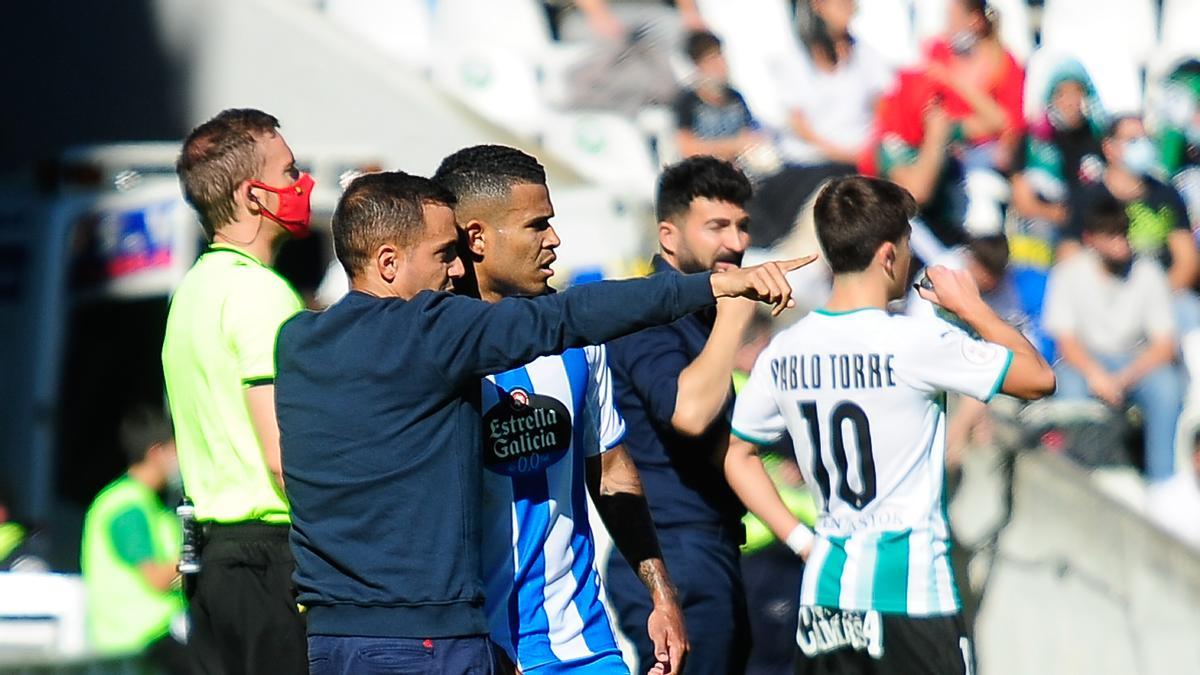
[464, 219, 486, 258]
[375, 243, 400, 284]
[658, 219, 680, 256]
[878, 241, 897, 279]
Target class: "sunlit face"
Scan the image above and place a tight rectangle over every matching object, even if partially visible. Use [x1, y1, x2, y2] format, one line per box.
[397, 202, 466, 297]
[1103, 117, 1149, 168]
[663, 197, 750, 274]
[695, 49, 730, 83]
[473, 183, 560, 298]
[1051, 80, 1087, 129]
[248, 132, 300, 215]
[1085, 230, 1132, 266]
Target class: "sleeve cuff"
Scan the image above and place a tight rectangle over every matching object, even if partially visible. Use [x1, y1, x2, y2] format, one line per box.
[985, 350, 1014, 403]
[602, 428, 627, 451]
[732, 427, 779, 447]
[242, 376, 275, 388]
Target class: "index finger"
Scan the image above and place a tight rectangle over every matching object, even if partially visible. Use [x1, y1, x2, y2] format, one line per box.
[780, 254, 819, 272]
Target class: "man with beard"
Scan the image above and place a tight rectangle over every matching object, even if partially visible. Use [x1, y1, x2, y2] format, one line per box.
[1044, 197, 1184, 484]
[605, 156, 761, 674]
[432, 145, 690, 674]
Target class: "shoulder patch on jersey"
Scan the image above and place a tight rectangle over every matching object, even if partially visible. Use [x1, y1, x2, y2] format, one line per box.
[960, 338, 1000, 366]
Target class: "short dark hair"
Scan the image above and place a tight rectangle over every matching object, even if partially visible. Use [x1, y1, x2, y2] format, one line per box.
[813, 176, 917, 273]
[656, 156, 753, 223]
[432, 145, 546, 209]
[332, 171, 457, 277]
[1083, 196, 1130, 236]
[177, 108, 280, 238]
[967, 235, 1010, 278]
[1104, 114, 1142, 141]
[119, 404, 173, 466]
[685, 30, 722, 64]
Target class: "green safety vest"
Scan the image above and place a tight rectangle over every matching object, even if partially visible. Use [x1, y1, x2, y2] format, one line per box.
[80, 476, 185, 655]
[0, 522, 25, 563]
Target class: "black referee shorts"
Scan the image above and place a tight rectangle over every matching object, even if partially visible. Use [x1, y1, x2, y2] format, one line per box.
[186, 522, 307, 675]
[793, 606, 974, 675]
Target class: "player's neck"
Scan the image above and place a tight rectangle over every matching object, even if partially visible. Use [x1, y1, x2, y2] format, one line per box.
[211, 227, 281, 267]
[822, 275, 890, 314]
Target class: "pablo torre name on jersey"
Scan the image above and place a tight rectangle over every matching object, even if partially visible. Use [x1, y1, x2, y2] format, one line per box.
[770, 352, 897, 391]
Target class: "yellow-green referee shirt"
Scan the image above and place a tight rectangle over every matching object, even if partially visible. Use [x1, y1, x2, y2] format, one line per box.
[162, 245, 303, 524]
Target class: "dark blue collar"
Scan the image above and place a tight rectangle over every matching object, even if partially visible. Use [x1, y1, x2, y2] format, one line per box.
[652, 254, 680, 275]
[650, 255, 716, 328]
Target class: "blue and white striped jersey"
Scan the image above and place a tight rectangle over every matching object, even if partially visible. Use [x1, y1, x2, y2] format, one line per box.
[480, 344, 629, 673]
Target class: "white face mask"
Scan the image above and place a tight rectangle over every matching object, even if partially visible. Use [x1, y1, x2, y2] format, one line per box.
[949, 30, 978, 55]
[1121, 137, 1158, 177]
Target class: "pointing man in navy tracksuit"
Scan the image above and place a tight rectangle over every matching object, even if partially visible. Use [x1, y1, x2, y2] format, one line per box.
[274, 168, 812, 673]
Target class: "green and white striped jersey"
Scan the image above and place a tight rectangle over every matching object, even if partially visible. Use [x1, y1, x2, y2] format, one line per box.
[732, 308, 1011, 617]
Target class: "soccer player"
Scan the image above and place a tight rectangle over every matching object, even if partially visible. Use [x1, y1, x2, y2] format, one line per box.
[276, 171, 810, 673]
[432, 146, 688, 674]
[724, 176, 1055, 674]
[163, 109, 310, 673]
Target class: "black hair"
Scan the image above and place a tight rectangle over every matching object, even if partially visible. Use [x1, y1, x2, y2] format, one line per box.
[332, 171, 457, 277]
[119, 404, 173, 466]
[796, 1, 842, 66]
[1104, 114, 1143, 141]
[655, 156, 753, 223]
[1083, 195, 1130, 236]
[812, 175, 917, 274]
[685, 30, 723, 64]
[432, 145, 546, 208]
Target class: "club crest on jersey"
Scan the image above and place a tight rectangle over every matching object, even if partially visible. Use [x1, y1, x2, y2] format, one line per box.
[482, 386, 572, 476]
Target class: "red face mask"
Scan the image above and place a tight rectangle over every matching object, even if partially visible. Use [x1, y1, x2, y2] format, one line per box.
[248, 172, 316, 238]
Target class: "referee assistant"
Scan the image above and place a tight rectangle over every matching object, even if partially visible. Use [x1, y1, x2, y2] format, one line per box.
[162, 109, 310, 674]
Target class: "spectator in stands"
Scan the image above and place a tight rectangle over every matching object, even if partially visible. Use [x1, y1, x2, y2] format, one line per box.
[909, 234, 1032, 338]
[922, 0, 1025, 172]
[1043, 199, 1183, 484]
[81, 405, 190, 673]
[747, 0, 892, 248]
[1009, 59, 1106, 272]
[776, 0, 893, 169]
[868, 77, 967, 260]
[554, 0, 705, 43]
[1157, 59, 1200, 236]
[554, 0, 706, 114]
[674, 31, 764, 161]
[1062, 115, 1200, 353]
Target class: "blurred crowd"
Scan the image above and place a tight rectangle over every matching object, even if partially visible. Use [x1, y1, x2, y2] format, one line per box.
[539, 0, 1200, 534]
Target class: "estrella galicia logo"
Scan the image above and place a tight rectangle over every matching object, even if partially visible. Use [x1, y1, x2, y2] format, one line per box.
[483, 387, 572, 476]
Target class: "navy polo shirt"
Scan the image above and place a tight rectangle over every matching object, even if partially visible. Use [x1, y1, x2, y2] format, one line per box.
[607, 256, 746, 534]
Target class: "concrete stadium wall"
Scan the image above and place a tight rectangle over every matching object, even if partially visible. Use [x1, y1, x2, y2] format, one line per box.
[974, 452, 1200, 674]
